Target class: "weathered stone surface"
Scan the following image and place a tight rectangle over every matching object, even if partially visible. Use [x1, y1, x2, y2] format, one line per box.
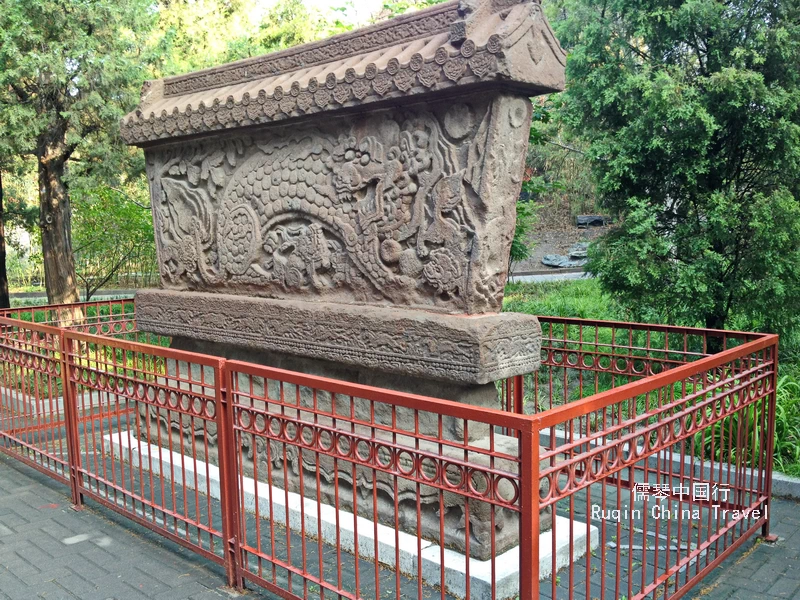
[576, 215, 611, 228]
[541, 253, 587, 268]
[136, 288, 542, 385]
[170, 335, 501, 440]
[144, 92, 533, 314]
[569, 241, 589, 259]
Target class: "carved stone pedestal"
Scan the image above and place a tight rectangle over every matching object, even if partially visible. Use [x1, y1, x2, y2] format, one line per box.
[137, 288, 542, 386]
[137, 353, 552, 561]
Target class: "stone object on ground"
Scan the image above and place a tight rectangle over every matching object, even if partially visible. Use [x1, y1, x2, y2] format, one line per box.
[540, 242, 590, 267]
[541, 254, 588, 268]
[576, 215, 612, 228]
[124, 0, 566, 561]
[569, 241, 589, 259]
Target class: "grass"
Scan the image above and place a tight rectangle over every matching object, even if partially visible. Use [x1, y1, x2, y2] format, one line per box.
[774, 368, 800, 477]
[503, 278, 800, 478]
[504, 278, 624, 320]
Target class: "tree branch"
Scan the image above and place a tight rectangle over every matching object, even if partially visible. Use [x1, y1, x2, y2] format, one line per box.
[9, 83, 30, 103]
[545, 140, 590, 157]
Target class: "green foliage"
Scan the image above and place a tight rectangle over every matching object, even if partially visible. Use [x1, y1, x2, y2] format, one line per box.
[509, 200, 537, 268]
[0, 0, 159, 301]
[504, 278, 622, 320]
[773, 371, 800, 476]
[692, 368, 800, 477]
[0, 0, 156, 171]
[526, 94, 595, 217]
[0, 156, 37, 240]
[256, 0, 331, 52]
[511, 99, 574, 271]
[223, 0, 336, 63]
[158, 0, 368, 72]
[504, 278, 800, 476]
[378, 0, 447, 17]
[552, 0, 800, 334]
[71, 180, 156, 299]
[154, 0, 257, 73]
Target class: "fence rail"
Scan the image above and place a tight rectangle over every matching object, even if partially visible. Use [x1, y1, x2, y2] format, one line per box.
[0, 298, 778, 599]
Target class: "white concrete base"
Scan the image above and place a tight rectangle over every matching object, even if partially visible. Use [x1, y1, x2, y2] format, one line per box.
[103, 430, 597, 599]
[0, 386, 107, 417]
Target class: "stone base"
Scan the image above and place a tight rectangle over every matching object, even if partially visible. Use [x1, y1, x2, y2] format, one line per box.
[140, 386, 548, 560]
[135, 289, 541, 385]
[104, 431, 596, 600]
[170, 335, 502, 418]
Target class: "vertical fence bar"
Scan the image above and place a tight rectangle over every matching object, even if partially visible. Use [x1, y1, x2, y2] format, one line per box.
[520, 425, 540, 599]
[218, 361, 243, 589]
[514, 373, 524, 415]
[59, 331, 83, 509]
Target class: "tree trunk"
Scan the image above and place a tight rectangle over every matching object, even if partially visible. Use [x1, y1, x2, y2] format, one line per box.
[704, 309, 727, 354]
[0, 171, 9, 309]
[38, 157, 79, 305]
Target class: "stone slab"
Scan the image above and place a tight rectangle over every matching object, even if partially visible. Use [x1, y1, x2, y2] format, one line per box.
[136, 288, 541, 384]
[138, 92, 537, 315]
[103, 430, 595, 600]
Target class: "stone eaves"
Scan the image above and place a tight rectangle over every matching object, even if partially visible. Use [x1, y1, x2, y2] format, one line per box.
[121, 0, 566, 147]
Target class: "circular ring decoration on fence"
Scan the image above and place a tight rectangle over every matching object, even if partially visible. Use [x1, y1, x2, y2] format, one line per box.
[336, 434, 352, 458]
[468, 468, 490, 498]
[253, 413, 267, 433]
[355, 439, 373, 462]
[444, 462, 466, 489]
[300, 424, 315, 447]
[375, 444, 394, 469]
[318, 429, 334, 452]
[269, 416, 282, 437]
[419, 456, 440, 483]
[284, 421, 299, 443]
[397, 450, 416, 477]
[495, 476, 520, 506]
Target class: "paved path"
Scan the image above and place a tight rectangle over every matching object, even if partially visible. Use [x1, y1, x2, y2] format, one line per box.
[1, 454, 799, 600]
[508, 270, 590, 283]
[689, 497, 800, 600]
[0, 455, 277, 600]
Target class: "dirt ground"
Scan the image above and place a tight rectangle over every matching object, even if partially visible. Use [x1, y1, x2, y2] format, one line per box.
[511, 197, 613, 275]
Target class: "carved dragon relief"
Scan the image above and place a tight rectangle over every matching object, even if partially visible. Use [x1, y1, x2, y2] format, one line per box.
[146, 94, 531, 314]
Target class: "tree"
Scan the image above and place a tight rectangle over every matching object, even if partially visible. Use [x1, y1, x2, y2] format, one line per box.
[154, 0, 257, 73]
[223, 0, 359, 63]
[552, 0, 800, 333]
[72, 181, 155, 300]
[0, 170, 8, 308]
[0, 0, 155, 304]
[0, 155, 39, 306]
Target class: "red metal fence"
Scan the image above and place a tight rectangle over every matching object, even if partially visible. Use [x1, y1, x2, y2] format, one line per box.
[0, 299, 778, 599]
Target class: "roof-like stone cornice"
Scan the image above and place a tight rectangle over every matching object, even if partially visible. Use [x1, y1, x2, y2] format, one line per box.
[122, 0, 566, 146]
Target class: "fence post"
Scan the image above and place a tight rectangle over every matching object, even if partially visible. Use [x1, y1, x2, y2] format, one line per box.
[216, 360, 244, 589]
[59, 331, 83, 509]
[761, 338, 779, 541]
[520, 425, 540, 598]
